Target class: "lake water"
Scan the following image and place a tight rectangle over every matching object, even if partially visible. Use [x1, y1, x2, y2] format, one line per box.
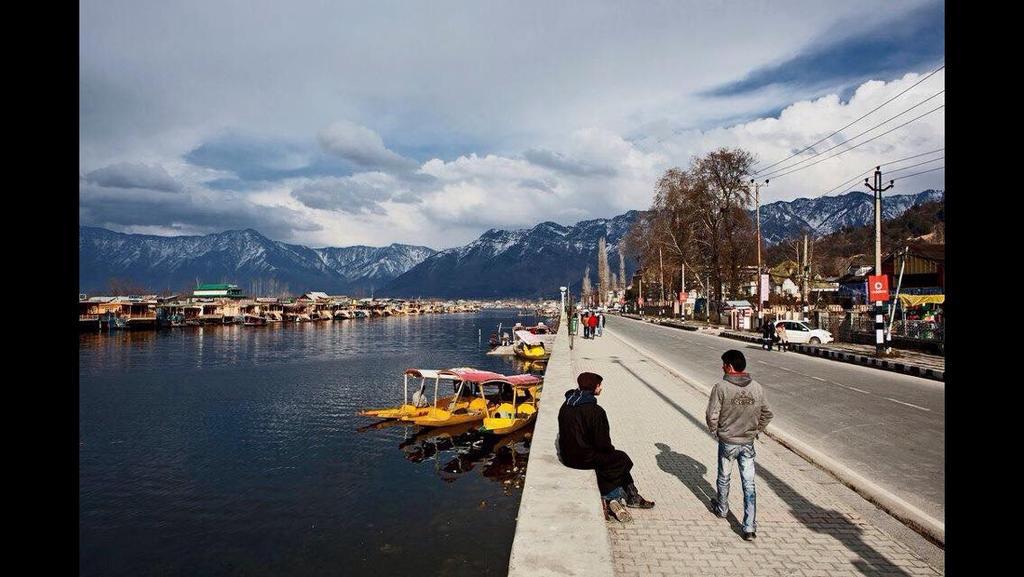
[79, 309, 548, 577]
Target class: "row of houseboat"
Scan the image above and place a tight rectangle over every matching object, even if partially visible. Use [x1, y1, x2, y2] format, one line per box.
[79, 287, 483, 331]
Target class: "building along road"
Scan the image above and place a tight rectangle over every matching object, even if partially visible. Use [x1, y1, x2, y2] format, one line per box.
[604, 314, 944, 526]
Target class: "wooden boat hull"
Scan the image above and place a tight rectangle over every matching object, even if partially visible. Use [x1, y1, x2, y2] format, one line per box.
[404, 398, 491, 427]
[358, 395, 458, 419]
[514, 344, 550, 360]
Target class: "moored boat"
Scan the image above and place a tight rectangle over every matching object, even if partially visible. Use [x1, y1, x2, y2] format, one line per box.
[513, 330, 551, 360]
[405, 369, 542, 428]
[358, 368, 467, 420]
[480, 374, 543, 435]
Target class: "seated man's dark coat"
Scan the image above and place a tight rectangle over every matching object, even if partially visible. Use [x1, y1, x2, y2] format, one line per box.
[558, 389, 634, 494]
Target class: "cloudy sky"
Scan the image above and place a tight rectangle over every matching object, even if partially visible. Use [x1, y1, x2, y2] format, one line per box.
[80, 0, 944, 249]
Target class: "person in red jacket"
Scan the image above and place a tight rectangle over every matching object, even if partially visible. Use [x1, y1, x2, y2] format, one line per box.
[586, 313, 599, 339]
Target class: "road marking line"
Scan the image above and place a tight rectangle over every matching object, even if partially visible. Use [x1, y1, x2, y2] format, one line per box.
[846, 386, 871, 394]
[811, 376, 826, 381]
[885, 398, 932, 412]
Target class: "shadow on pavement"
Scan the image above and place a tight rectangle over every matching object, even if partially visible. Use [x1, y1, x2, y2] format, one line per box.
[654, 442, 745, 537]
[614, 360, 913, 577]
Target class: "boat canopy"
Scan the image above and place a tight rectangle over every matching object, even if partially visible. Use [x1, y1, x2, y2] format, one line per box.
[404, 368, 461, 380]
[444, 369, 508, 383]
[515, 330, 545, 345]
[505, 374, 543, 386]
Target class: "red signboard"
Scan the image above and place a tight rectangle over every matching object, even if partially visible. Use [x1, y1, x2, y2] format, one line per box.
[678, 291, 688, 303]
[867, 275, 889, 302]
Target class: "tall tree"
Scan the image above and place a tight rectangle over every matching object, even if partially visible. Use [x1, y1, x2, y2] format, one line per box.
[597, 237, 610, 305]
[618, 247, 626, 290]
[581, 266, 592, 304]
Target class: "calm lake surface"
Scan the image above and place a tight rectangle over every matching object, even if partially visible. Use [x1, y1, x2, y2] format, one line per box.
[79, 309, 548, 577]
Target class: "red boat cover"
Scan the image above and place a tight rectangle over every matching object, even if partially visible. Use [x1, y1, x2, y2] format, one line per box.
[505, 374, 543, 386]
[445, 369, 507, 383]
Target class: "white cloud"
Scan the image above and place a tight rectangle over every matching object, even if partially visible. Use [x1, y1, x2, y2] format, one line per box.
[317, 121, 418, 171]
[79, 1, 943, 249]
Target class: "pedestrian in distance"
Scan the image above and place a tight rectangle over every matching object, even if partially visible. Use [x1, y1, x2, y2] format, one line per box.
[706, 350, 774, 541]
[582, 312, 591, 339]
[558, 371, 655, 523]
[761, 319, 773, 351]
[588, 312, 599, 339]
[775, 322, 788, 352]
[597, 312, 605, 337]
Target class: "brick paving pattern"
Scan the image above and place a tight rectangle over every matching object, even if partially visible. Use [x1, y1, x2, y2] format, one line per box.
[567, 330, 942, 577]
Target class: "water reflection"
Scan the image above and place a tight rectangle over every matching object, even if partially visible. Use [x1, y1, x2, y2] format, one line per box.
[370, 420, 534, 494]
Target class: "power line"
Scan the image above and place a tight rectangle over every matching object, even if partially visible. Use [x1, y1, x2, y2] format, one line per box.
[815, 146, 942, 196]
[762, 104, 945, 181]
[885, 156, 944, 176]
[818, 147, 944, 196]
[753, 63, 945, 174]
[759, 90, 945, 179]
[892, 165, 944, 181]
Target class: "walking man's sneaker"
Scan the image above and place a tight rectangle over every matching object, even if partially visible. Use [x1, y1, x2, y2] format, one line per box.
[607, 499, 633, 522]
[743, 532, 756, 541]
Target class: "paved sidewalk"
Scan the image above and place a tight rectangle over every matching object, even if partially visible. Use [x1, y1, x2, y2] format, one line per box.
[567, 332, 942, 577]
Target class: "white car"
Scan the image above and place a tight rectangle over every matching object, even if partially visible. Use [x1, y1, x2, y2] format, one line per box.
[774, 320, 833, 345]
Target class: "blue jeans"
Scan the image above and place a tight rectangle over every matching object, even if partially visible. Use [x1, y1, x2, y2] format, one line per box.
[714, 441, 757, 533]
[602, 486, 624, 501]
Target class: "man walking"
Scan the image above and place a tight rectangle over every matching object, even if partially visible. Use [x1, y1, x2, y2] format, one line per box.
[559, 372, 655, 522]
[761, 319, 773, 351]
[705, 350, 773, 540]
[597, 311, 605, 337]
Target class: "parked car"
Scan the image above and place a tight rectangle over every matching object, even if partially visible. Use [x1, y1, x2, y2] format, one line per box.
[774, 320, 833, 344]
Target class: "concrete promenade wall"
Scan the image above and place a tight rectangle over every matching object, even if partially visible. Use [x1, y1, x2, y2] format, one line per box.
[507, 312, 614, 577]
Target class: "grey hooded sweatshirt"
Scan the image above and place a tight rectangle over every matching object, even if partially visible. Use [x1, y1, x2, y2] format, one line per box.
[706, 373, 774, 445]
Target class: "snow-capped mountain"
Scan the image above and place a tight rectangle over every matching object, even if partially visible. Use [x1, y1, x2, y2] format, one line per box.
[382, 212, 640, 299]
[78, 227, 435, 294]
[756, 190, 944, 244]
[79, 189, 942, 297]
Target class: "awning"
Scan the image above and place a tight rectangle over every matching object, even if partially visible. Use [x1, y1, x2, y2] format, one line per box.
[515, 330, 544, 345]
[898, 294, 945, 307]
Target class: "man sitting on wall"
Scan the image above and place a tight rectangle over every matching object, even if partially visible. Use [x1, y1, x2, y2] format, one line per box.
[558, 371, 655, 522]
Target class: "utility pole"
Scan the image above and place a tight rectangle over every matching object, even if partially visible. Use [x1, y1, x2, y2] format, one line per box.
[681, 262, 685, 320]
[659, 247, 665, 305]
[638, 276, 643, 317]
[801, 233, 809, 321]
[706, 273, 711, 325]
[865, 166, 894, 355]
[751, 178, 768, 327]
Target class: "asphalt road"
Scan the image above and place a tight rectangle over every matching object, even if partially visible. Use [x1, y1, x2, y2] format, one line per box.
[603, 314, 945, 524]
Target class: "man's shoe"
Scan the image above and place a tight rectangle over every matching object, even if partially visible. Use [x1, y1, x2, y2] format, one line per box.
[607, 499, 633, 523]
[743, 532, 756, 541]
[623, 483, 656, 509]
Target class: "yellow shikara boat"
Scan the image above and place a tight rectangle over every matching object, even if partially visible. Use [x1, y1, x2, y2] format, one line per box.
[358, 368, 470, 420]
[480, 374, 543, 435]
[405, 369, 544, 428]
[513, 330, 551, 360]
